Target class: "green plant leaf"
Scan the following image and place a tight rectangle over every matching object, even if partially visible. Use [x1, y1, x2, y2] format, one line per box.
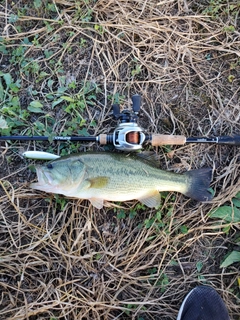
[3, 73, 12, 87]
[60, 95, 75, 102]
[196, 261, 203, 272]
[9, 14, 19, 23]
[27, 100, 44, 113]
[209, 205, 240, 223]
[0, 44, 8, 54]
[180, 225, 188, 234]
[220, 251, 240, 268]
[0, 116, 8, 129]
[232, 198, 240, 208]
[34, 0, 42, 9]
[117, 209, 126, 219]
[0, 79, 4, 100]
[52, 98, 64, 108]
[228, 75, 235, 83]
[234, 192, 240, 199]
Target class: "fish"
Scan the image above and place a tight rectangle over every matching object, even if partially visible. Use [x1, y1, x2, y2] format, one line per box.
[30, 152, 213, 209]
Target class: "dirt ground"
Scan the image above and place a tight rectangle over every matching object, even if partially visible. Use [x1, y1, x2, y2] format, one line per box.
[0, 0, 240, 319]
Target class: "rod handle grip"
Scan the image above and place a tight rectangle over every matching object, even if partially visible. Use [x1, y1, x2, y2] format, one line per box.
[98, 134, 107, 145]
[151, 134, 186, 146]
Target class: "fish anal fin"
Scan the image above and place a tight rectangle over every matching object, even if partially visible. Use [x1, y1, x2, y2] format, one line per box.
[138, 190, 161, 208]
[88, 176, 109, 189]
[90, 198, 104, 209]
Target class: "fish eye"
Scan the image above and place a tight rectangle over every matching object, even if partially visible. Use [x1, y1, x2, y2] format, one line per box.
[47, 163, 53, 169]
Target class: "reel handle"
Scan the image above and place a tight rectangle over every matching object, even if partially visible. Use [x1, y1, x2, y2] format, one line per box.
[132, 94, 141, 113]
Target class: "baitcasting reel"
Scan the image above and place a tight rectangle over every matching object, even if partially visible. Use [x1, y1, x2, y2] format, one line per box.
[111, 94, 145, 151]
[96, 94, 187, 151]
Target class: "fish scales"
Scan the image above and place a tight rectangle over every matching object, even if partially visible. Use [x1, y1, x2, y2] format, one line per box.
[77, 154, 185, 195]
[30, 152, 213, 209]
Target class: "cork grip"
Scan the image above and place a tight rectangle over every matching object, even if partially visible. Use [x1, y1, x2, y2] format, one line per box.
[98, 134, 107, 145]
[151, 134, 186, 146]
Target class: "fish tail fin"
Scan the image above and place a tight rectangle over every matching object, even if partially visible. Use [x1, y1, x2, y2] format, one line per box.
[184, 168, 213, 201]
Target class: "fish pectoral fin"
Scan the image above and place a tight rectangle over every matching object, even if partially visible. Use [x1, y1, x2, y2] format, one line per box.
[87, 176, 109, 189]
[78, 180, 91, 190]
[89, 198, 104, 209]
[138, 190, 161, 208]
[77, 175, 109, 192]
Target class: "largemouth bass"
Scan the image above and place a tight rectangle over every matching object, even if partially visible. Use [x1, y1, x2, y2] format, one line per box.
[30, 152, 213, 209]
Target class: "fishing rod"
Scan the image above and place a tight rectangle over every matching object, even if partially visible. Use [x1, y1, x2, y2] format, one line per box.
[1, 94, 240, 153]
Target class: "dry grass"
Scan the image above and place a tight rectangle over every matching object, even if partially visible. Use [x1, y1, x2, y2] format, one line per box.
[0, 0, 240, 319]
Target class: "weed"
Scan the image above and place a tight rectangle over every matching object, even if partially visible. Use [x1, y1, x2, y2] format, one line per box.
[27, 100, 44, 113]
[61, 81, 101, 114]
[0, 72, 28, 135]
[0, 41, 8, 54]
[131, 63, 142, 77]
[143, 209, 166, 235]
[202, 1, 240, 19]
[179, 225, 188, 234]
[0, 69, 101, 155]
[115, 203, 146, 220]
[52, 195, 68, 211]
[227, 75, 235, 83]
[124, 304, 146, 316]
[196, 261, 203, 273]
[94, 253, 101, 260]
[94, 24, 104, 34]
[9, 42, 28, 65]
[74, 0, 94, 22]
[223, 25, 235, 33]
[0, 116, 8, 129]
[209, 192, 240, 268]
[209, 192, 240, 224]
[79, 38, 87, 47]
[147, 268, 169, 292]
[116, 209, 126, 219]
[107, 92, 125, 105]
[221, 251, 240, 268]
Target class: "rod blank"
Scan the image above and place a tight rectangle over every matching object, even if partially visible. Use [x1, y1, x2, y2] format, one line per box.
[0, 135, 97, 142]
[186, 135, 240, 146]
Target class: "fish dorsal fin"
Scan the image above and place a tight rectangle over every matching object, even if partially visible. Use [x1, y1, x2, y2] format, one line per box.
[90, 198, 104, 209]
[138, 190, 161, 208]
[134, 151, 160, 168]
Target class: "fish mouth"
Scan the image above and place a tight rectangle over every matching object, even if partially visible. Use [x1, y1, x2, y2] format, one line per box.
[30, 166, 56, 191]
[30, 165, 73, 195]
[35, 166, 54, 185]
